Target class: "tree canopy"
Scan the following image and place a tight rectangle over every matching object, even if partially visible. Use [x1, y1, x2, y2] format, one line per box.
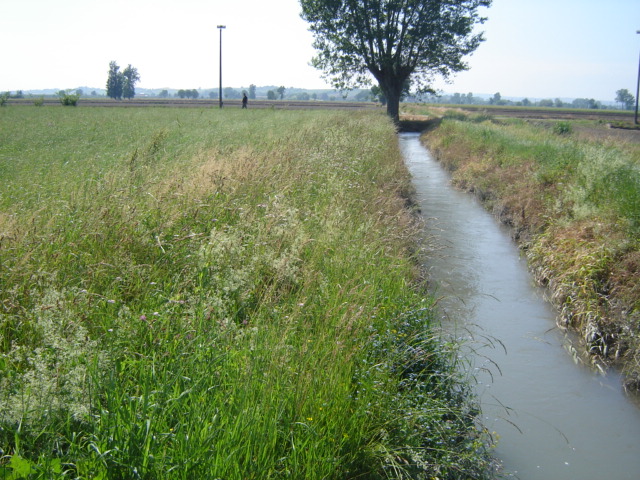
[615, 88, 635, 110]
[300, 0, 491, 122]
[122, 65, 140, 100]
[106, 61, 123, 100]
[106, 61, 140, 100]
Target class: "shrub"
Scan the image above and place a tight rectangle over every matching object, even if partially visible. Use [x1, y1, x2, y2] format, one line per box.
[553, 121, 572, 135]
[443, 109, 468, 121]
[58, 90, 79, 106]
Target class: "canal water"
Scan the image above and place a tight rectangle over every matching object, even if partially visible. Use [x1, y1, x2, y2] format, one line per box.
[399, 132, 640, 480]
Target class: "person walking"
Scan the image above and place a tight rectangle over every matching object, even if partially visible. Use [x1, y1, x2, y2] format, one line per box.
[242, 93, 248, 109]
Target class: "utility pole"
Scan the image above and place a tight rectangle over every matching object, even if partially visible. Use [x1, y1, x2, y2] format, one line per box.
[634, 30, 640, 124]
[217, 25, 226, 109]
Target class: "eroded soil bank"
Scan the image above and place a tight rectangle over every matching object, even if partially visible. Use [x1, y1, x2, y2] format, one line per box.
[418, 114, 640, 391]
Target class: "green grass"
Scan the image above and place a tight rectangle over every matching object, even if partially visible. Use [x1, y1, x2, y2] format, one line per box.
[0, 106, 492, 479]
[428, 117, 640, 231]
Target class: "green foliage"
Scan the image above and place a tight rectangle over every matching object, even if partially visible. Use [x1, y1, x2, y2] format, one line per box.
[300, 0, 492, 121]
[0, 454, 64, 479]
[122, 64, 140, 100]
[552, 120, 572, 135]
[570, 146, 640, 231]
[106, 61, 124, 100]
[442, 110, 494, 123]
[615, 88, 635, 110]
[0, 108, 492, 479]
[57, 90, 79, 106]
[443, 110, 470, 122]
[33, 96, 44, 107]
[177, 88, 199, 99]
[0, 92, 8, 106]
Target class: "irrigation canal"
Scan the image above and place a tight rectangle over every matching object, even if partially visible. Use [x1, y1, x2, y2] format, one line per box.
[399, 132, 640, 480]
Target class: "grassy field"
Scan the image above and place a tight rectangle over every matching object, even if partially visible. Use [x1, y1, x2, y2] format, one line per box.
[0, 106, 493, 479]
[413, 106, 640, 390]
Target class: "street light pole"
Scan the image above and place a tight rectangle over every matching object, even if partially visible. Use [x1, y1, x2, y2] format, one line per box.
[217, 25, 226, 109]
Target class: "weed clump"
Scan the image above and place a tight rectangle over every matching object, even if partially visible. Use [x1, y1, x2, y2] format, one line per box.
[553, 121, 572, 135]
[57, 90, 79, 106]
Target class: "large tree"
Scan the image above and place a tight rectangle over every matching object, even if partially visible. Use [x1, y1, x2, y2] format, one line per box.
[615, 88, 635, 110]
[300, 0, 491, 122]
[106, 61, 123, 100]
[122, 64, 140, 100]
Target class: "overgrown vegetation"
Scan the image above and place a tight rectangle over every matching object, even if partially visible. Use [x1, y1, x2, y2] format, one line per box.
[0, 107, 493, 478]
[57, 90, 80, 106]
[420, 111, 640, 390]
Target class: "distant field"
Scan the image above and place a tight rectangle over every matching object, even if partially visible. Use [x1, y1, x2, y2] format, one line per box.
[402, 103, 640, 144]
[5, 96, 381, 110]
[408, 102, 636, 123]
[7, 96, 635, 122]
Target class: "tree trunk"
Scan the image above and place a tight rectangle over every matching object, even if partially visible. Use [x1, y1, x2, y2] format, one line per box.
[386, 90, 400, 125]
[373, 69, 406, 125]
[379, 76, 403, 125]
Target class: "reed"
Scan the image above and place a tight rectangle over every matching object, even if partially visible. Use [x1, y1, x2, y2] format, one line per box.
[0, 107, 492, 478]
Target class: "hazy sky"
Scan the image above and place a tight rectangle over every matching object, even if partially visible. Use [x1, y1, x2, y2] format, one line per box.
[2, 0, 639, 101]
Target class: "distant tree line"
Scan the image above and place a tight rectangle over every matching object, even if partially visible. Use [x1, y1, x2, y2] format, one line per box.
[106, 61, 140, 100]
[3, 90, 24, 99]
[419, 89, 636, 110]
[8, 83, 633, 110]
[176, 89, 199, 99]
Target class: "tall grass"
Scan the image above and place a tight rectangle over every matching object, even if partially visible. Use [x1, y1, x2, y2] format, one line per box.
[423, 114, 640, 388]
[0, 107, 492, 478]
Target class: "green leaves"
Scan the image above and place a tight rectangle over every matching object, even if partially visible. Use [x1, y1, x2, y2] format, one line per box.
[300, 0, 492, 120]
[1, 455, 62, 479]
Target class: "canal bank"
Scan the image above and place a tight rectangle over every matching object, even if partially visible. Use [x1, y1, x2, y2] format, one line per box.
[418, 115, 640, 390]
[400, 132, 640, 479]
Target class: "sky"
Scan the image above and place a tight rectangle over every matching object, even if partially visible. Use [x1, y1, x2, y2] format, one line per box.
[1, 0, 639, 102]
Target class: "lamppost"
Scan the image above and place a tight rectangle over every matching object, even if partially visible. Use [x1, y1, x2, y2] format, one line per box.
[217, 25, 226, 109]
[635, 30, 640, 124]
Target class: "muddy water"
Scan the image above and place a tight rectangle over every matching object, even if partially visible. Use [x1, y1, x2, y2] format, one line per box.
[399, 133, 640, 480]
